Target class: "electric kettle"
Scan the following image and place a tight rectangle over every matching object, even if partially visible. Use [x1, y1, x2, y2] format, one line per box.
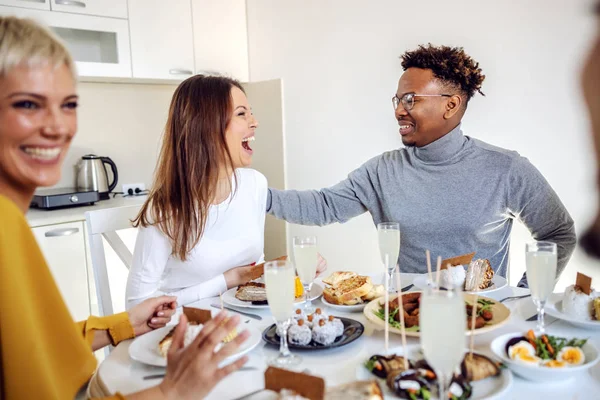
[75, 154, 118, 200]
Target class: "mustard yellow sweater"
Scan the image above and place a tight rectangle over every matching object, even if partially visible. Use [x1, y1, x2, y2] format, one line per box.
[0, 195, 131, 399]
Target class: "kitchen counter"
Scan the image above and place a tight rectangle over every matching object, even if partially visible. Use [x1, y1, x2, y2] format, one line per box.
[26, 195, 148, 227]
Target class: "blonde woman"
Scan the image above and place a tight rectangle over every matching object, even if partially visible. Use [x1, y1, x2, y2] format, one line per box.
[0, 16, 248, 399]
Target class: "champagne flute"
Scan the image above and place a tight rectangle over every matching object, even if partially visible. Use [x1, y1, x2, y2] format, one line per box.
[525, 241, 557, 333]
[293, 236, 318, 313]
[264, 259, 301, 367]
[377, 222, 400, 292]
[420, 280, 466, 399]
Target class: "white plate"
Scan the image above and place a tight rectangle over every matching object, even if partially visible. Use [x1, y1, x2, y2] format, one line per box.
[490, 332, 600, 382]
[128, 324, 262, 367]
[545, 294, 600, 330]
[363, 292, 511, 338]
[222, 283, 323, 309]
[355, 345, 513, 400]
[320, 296, 366, 312]
[412, 274, 508, 294]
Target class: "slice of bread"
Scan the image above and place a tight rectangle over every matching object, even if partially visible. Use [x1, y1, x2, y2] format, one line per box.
[323, 271, 358, 287]
[335, 276, 373, 304]
[235, 282, 267, 302]
[323, 285, 364, 305]
[362, 284, 385, 301]
[246, 255, 289, 282]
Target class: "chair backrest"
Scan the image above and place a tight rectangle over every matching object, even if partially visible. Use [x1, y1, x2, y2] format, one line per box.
[85, 204, 141, 317]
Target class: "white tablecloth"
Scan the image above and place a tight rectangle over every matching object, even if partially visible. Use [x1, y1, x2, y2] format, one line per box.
[95, 274, 600, 400]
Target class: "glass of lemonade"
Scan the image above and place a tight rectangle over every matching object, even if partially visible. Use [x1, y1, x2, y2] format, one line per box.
[377, 222, 400, 292]
[420, 281, 466, 399]
[293, 236, 318, 313]
[525, 241, 557, 333]
[265, 259, 301, 367]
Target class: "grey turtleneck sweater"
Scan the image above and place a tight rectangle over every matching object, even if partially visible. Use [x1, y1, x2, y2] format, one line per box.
[266, 125, 576, 286]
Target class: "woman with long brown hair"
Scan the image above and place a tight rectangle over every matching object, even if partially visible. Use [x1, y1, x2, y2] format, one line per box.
[0, 16, 248, 399]
[125, 75, 271, 307]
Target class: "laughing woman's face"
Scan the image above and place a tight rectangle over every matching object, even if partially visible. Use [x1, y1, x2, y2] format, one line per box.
[0, 63, 77, 197]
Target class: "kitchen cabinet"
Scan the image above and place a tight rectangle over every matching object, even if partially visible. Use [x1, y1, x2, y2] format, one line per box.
[0, 5, 132, 78]
[31, 221, 91, 322]
[127, 0, 195, 80]
[0, 0, 50, 10]
[192, 0, 249, 81]
[50, 0, 127, 19]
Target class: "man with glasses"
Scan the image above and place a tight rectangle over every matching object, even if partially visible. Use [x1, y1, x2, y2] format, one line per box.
[267, 44, 575, 287]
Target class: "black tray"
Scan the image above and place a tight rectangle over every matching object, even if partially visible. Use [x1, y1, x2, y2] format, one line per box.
[262, 317, 364, 350]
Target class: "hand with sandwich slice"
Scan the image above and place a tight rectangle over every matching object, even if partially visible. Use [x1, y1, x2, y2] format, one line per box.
[225, 254, 328, 288]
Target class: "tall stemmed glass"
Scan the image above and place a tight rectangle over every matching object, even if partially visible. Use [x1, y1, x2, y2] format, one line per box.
[377, 222, 400, 292]
[420, 280, 466, 399]
[293, 236, 318, 313]
[264, 259, 301, 367]
[525, 241, 557, 333]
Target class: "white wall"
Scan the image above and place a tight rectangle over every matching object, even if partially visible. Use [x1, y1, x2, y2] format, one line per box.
[246, 0, 600, 289]
[57, 82, 177, 190]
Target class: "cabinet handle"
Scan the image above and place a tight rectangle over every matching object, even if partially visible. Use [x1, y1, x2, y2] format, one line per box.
[55, 0, 86, 7]
[45, 227, 79, 237]
[169, 69, 193, 75]
[20, 0, 46, 3]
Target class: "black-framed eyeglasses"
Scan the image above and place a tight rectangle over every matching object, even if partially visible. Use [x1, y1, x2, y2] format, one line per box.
[392, 93, 452, 111]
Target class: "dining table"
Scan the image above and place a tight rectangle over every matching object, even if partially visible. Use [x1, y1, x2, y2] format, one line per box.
[92, 273, 600, 400]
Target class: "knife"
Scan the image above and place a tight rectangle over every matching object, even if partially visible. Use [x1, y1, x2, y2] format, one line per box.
[210, 304, 263, 321]
[401, 284, 414, 292]
[144, 366, 258, 380]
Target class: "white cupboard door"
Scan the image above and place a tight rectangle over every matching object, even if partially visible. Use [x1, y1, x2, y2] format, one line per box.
[0, 6, 132, 78]
[192, 0, 249, 82]
[0, 0, 50, 10]
[32, 222, 91, 321]
[128, 0, 195, 80]
[50, 0, 127, 19]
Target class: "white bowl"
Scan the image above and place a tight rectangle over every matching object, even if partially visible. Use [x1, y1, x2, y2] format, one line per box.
[490, 332, 599, 382]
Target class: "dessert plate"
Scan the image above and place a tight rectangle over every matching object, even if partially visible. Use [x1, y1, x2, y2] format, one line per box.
[412, 274, 507, 294]
[262, 317, 363, 350]
[545, 293, 600, 330]
[129, 323, 261, 367]
[222, 283, 323, 309]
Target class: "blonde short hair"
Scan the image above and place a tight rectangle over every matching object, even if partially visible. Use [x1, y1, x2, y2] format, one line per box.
[0, 16, 76, 79]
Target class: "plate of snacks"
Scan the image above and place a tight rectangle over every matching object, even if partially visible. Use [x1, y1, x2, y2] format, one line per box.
[128, 307, 261, 367]
[490, 330, 599, 382]
[363, 292, 510, 337]
[412, 258, 507, 294]
[262, 307, 364, 350]
[320, 271, 384, 312]
[357, 345, 513, 400]
[223, 277, 323, 309]
[545, 272, 600, 330]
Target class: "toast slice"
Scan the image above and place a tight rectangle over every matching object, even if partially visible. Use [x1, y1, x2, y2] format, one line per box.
[235, 282, 267, 302]
[323, 271, 358, 287]
[247, 255, 289, 282]
[325, 276, 373, 305]
[323, 286, 363, 305]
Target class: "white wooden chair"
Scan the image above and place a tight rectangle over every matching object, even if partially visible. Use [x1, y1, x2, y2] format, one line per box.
[85, 205, 141, 317]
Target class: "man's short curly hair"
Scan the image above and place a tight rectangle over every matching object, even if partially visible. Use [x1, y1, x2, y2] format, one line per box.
[400, 44, 485, 101]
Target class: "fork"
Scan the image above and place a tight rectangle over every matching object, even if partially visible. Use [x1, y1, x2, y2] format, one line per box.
[498, 294, 531, 303]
